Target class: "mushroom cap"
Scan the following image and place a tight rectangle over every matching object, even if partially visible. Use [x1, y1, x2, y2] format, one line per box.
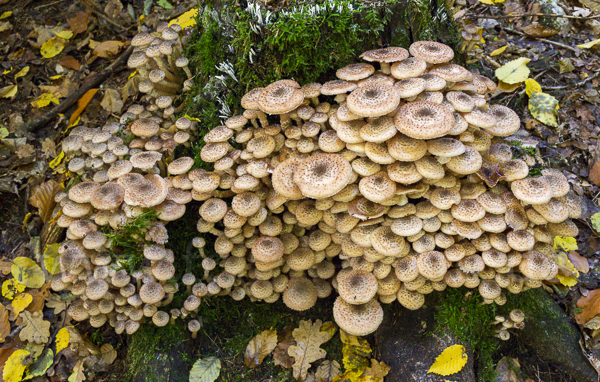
[390, 57, 427, 79]
[252, 236, 285, 263]
[417, 251, 448, 280]
[360, 47, 409, 63]
[140, 282, 165, 304]
[69, 182, 101, 204]
[346, 84, 401, 118]
[409, 41, 454, 63]
[359, 172, 396, 203]
[394, 101, 454, 139]
[511, 177, 553, 205]
[394, 78, 426, 98]
[90, 182, 125, 210]
[282, 278, 318, 311]
[446, 91, 474, 113]
[143, 244, 167, 261]
[360, 117, 397, 143]
[199, 198, 228, 222]
[152, 260, 175, 281]
[321, 80, 357, 95]
[479, 279, 501, 300]
[168, 156, 194, 175]
[486, 105, 520, 137]
[337, 269, 378, 305]
[131, 118, 160, 137]
[293, 153, 353, 199]
[420, 74, 447, 91]
[333, 297, 384, 336]
[336, 63, 375, 81]
[481, 249, 508, 268]
[387, 161, 422, 185]
[130, 151, 162, 170]
[122, 174, 168, 208]
[519, 251, 554, 280]
[387, 134, 428, 161]
[273, 157, 304, 200]
[459, 254, 486, 273]
[396, 287, 425, 310]
[427, 137, 465, 157]
[428, 64, 472, 82]
[451, 199, 486, 222]
[446, 146, 483, 175]
[86, 279, 109, 300]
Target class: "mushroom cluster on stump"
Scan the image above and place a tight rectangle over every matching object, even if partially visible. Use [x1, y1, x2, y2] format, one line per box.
[191, 41, 581, 337]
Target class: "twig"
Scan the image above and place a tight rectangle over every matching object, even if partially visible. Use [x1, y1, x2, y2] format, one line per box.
[79, 0, 127, 31]
[544, 71, 600, 90]
[475, 12, 600, 20]
[24, 46, 135, 133]
[503, 27, 579, 52]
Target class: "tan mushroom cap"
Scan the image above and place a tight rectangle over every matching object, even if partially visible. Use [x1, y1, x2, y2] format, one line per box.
[420, 74, 447, 91]
[482, 249, 508, 268]
[428, 64, 472, 82]
[130, 151, 162, 170]
[446, 91, 474, 113]
[69, 182, 101, 204]
[346, 83, 401, 118]
[168, 156, 194, 175]
[144, 244, 167, 261]
[519, 251, 554, 280]
[336, 63, 375, 81]
[390, 57, 427, 79]
[387, 161, 422, 185]
[417, 251, 448, 280]
[394, 78, 426, 98]
[396, 287, 425, 310]
[337, 269, 378, 305]
[394, 101, 454, 139]
[252, 236, 284, 263]
[360, 117, 397, 143]
[231, 192, 261, 217]
[451, 199, 486, 222]
[511, 177, 553, 205]
[479, 279, 502, 300]
[486, 105, 520, 137]
[333, 297, 384, 336]
[152, 260, 175, 281]
[131, 118, 160, 137]
[387, 134, 428, 162]
[391, 215, 423, 237]
[293, 153, 353, 199]
[86, 279, 109, 300]
[427, 138, 465, 157]
[409, 41, 454, 63]
[446, 146, 483, 175]
[371, 226, 406, 257]
[90, 182, 125, 210]
[501, 159, 529, 182]
[321, 80, 357, 95]
[360, 47, 409, 64]
[122, 174, 168, 208]
[532, 198, 569, 223]
[459, 254, 486, 273]
[358, 171, 396, 203]
[507, 230, 535, 251]
[282, 278, 318, 311]
[272, 157, 304, 199]
[257, 80, 304, 114]
[140, 282, 165, 304]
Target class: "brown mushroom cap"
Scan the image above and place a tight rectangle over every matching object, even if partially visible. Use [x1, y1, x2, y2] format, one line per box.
[258, 80, 304, 114]
[252, 236, 285, 263]
[91, 182, 125, 210]
[282, 278, 318, 311]
[387, 134, 428, 161]
[140, 282, 165, 304]
[293, 153, 353, 199]
[346, 83, 401, 118]
[511, 177, 553, 205]
[272, 157, 304, 200]
[333, 297, 384, 336]
[486, 105, 520, 137]
[361, 47, 409, 64]
[337, 63, 375, 81]
[417, 251, 449, 280]
[409, 41, 454, 64]
[396, 287, 425, 310]
[394, 101, 454, 139]
[337, 269, 378, 305]
[390, 57, 427, 79]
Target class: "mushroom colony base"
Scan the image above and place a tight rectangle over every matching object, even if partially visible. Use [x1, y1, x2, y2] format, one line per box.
[52, 27, 582, 338]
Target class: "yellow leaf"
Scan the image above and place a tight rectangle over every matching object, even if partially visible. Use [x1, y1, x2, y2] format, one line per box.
[128, 70, 137, 79]
[554, 236, 578, 252]
[0, 303, 10, 342]
[41, 37, 66, 59]
[289, 320, 331, 381]
[528, 92, 559, 127]
[2, 278, 26, 300]
[495, 57, 531, 84]
[50, 74, 63, 80]
[3, 67, 11, 74]
[189, 356, 221, 382]
[43, 243, 62, 274]
[11, 257, 46, 288]
[244, 329, 278, 368]
[557, 274, 578, 287]
[478, 0, 506, 4]
[169, 8, 198, 29]
[69, 89, 99, 125]
[49, 150, 65, 170]
[0, 11, 12, 19]
[184, 114, 201, 122]
[11, 293, 32, 316]
[341, 331, 372, 373]
[490, 46, 507, 56]
[31, 93, 60, 108]
[577, 38, 600, 49]
[591, 212, 600, 233]
[3, 349, 31, 382]
[56, 327, 70, 353]
[0, 84, 18, 99]
[14, 66, 29, 79]
[525, 78, 542, 96]
[54, 30, 74, 40]
[427, 345, 468, 376]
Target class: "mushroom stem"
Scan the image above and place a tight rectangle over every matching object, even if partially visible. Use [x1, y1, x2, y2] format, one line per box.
[192, 331, 198, 339]
[257, 111, 269, 127]
[162, 292, 175, 307]
[310, 96, 320, 106]
[380, 63, 391, 74]
[334, 94, 347, 104]
[279, 113, 292, 129]
[203, 270, 210, 280]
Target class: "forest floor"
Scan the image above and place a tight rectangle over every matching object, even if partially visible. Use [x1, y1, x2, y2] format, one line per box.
[1, 0, 600, 381]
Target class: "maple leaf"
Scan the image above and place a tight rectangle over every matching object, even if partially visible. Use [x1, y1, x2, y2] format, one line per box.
[19, 311, 51, 344]
[288, 320, 331, 381]
[245, 329, 278, 369]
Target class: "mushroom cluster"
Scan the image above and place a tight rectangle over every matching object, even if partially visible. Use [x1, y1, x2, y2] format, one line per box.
[191, 41, 581, 336]
[492, 309, 525, 340]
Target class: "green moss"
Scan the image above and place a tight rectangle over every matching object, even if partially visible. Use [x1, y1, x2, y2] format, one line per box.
[433, 288, 499, 382]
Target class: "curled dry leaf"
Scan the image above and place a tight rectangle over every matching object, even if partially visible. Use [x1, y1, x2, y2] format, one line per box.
[245, 329, 278, 369]
[288, 320, 331, 381]
[495, 356, 523, 382]
[29, 180, 62, 223]
[569, 252, 589, 274]
[273, 327, 295, 369]
[576, 289, 600, 324]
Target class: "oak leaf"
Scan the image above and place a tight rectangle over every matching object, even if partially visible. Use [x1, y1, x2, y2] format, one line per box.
[589, 164, 600, 187]
[68, 359, 86, 382]
[288, 320, 331, 381]
[274, 327, 295, 369]
[576, 289, 600, 324]
[245, 329, 278, 369]
[362, 359, 390, 381]
[315, 360, 341, 382]
[19, 311, 51, 344]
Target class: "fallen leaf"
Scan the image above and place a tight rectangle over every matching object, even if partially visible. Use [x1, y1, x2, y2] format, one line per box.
[578, 0, 600, 12]
[169, 8, 198, 29]
[99, 343, 117, 365]
[25, 288, 47, 313]
[495, 357, 523, 382]
[14, 66, 29, 79]
[68, 359, 86, 382]
[23, 348, 53, 380]
[273, 327, 295, 369]
[11, 293, 32, 316]
[121, 73, 141, 100]
[315, 360, 341, 382]
[56, 327, 70, 353]
[427, 345, 468, 376]
[521, 23, 558, 37]
[45, 293, 68, 314]
[100, 88, 124, 113]
[245, 329, 278, 369]
[158, 0, 173, 9]
[528, 92, 559, 128]
[41, 37, 66, 58]
[29, 180, 61, 223]
[589, 165, 600, 187]
[67, 10, 91, 35]
[43, 244, 61, 274]
[341, 330, 371, 373]
[577, 38, 600, 49]
[189, 356, 221, 382]
[31, 93, 60, 108]
[490, 46, 507, 56]
[17, 144, 35, 159]
[495, 57, 531, 84]
[59, 56, 80, 71]
[0, 21, 12, 32]
[11, 257, 45, 288]
[93, 41, 125, 58]
[288, 320, 331, 381]
[2, 279, 26, 300]
[524, 78, 542, 97]
[576, 289, 600, 324]
[69, 89, 99, 125]
[363, 359, 390, 381]
[0, 11, 11, 19]
[0, 84, 18, 99]
[554, 236, 578, 252]
[478, 0, 506, 4]
[49, 150, 65, 170]
[569, 252, 590, 274]
[19, 311, 51, 344]
[0, 304, 9, 342]
[3, 349, 31, 382]
[558, 58, 574, 74]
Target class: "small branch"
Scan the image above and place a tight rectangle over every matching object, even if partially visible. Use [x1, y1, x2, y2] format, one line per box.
[475, 12, 600, 20]
[503, 27, 579, 53]
[79, 0, 128, 31]
[24, 46, 135, 133]
[544, 71, 600, 90]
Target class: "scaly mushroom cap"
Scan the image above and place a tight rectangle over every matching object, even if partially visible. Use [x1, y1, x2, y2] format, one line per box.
[131, 118, 160, 137]
[282, 278, 318, 311]
[90, 182, 125, 211]
[346, 83, 401, 118]
[394, 101, 454, 139]
[333, 297, 384, 336]
[518, 251, 555, 280]
[396, 287, 425, 310]
[510, 177, 553, 205]
[417, 251, 449, 280]
[258, 80, 304, 114]
[337, 269, 378, 305]
[479, 279, 502, 299]
[273, 157, 304, 200]
[69, 182, 101, 204]
[360, 47, 409, 63]
[409, 41, 454, 63]
[336, 63, 375, 81]
[387, 134, 428, 162]
[252, 236, 285, 263]
[140, 282, 165, 304]
[486, 105, 520, 137]
[390, 57, 427, 79]
[293, 153, 353, 199]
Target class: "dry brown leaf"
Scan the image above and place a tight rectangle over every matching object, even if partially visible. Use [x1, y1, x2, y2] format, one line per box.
[569, 252, 589, 274]
[59, 56, 80, 71]
[45, 293, 68, 314]
[100, 343, 117, 365]
[69, 88, 99, 125]
[0, 257, 11, 275]
[93, 41, 125, 58]
[67, 10, 91, 35]
[274, 327, 296, 369]
[19, 311, 50, 344]
[104, 0, 124, 19]
[0, 303, 9, 343]
[121, 74, 141, 101]
[576, 289, 600, 324]
[288, 320, 330, 381]
[29, 180, 62, 223]
[363, 359, 390, 380]
[315, 360, 341, 382]
[16, 144, 35, 159]
[495, 357, 523, 382]
[520, 23, 558, 37]
[497, 81, 521, 93]
[590, 163, 600, 186]
[579, 0, 600, 12]
[25, 284, 50, 314]
[100, 88, 123, 113]
[245, 329, 278, 369]
[70, 359, 86, 382]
